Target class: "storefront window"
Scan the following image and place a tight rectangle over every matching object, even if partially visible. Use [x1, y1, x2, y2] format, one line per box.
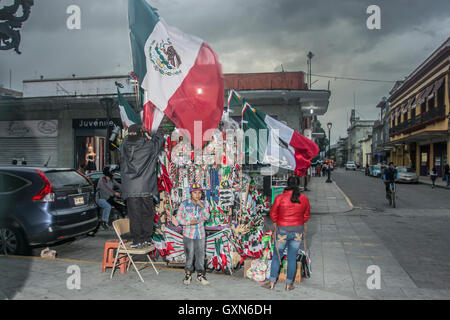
[421, 152, 427, 165]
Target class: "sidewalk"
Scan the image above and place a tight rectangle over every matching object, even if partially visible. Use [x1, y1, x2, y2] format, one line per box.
[305, 176, 353, 214]
[3, 175, 450, 300]
[3, 212, 450, 299]
[418, 176, 449, 189]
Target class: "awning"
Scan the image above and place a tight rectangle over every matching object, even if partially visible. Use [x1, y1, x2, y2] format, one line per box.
[408, 95, 417, 109]
[417, 84, 434, 105]
[236, 89, 331, 116]
[385, 130, 447, 145]
[428, 77, 444, 99]
[401, 101, 408, 114]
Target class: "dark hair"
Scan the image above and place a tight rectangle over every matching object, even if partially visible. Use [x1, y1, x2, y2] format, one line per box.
[389, 162, 394, 166]
[285, 176, 301, 204]
[103, 166, 113, 178]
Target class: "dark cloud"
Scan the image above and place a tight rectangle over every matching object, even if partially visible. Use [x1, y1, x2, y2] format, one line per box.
[1, 0, 449, 143]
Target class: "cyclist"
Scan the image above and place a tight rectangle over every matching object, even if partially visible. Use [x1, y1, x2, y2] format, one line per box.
[382, 162, 398, 200]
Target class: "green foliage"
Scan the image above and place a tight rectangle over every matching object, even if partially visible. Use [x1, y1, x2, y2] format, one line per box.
[315, 121, 329, 152]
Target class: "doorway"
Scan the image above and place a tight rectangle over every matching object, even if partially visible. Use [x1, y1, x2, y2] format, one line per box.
[419, 145, 430, 176]
[75, 136, 105, 173]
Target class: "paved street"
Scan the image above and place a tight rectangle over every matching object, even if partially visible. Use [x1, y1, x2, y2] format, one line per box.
[332, 168, 450, 290]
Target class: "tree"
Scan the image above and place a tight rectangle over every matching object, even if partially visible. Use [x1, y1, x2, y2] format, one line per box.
[315, 121, 329, 153]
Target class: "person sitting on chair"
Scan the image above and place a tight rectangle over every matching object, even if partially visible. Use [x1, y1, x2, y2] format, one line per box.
[96, 166, 121, 230]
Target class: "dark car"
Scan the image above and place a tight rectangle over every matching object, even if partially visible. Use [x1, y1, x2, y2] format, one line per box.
[0, 167, 98, 255]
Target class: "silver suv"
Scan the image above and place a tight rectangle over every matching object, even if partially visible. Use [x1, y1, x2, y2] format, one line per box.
[345, 161, 357, 171]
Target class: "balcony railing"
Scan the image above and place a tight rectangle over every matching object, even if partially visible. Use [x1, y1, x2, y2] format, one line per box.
[389, 106, 447, 136]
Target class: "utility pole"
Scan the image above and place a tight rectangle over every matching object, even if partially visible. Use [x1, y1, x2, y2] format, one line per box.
[99, 97, 115, 167]
[307, 51, 314, 89]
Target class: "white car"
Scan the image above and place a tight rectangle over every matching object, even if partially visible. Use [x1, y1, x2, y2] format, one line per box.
[345, 161, 357, 170]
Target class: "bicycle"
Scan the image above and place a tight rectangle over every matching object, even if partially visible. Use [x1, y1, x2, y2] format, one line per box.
[386, 181, 397, 208]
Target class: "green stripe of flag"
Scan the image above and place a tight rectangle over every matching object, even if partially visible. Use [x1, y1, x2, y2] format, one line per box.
[242, 103, 268, 164]
[117, 89, 142, 126]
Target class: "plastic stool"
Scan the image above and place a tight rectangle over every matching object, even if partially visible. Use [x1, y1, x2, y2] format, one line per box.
[102, 239, 129, 274]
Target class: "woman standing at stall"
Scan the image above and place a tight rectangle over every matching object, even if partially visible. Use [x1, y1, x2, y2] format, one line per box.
[262, 176, 310, 291]
[85, 145, 97, 173]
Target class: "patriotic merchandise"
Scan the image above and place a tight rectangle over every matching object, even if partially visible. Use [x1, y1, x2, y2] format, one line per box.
[149, 113, 271, 274]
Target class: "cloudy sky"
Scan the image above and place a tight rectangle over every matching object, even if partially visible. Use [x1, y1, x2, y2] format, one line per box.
[1, 0, 449, 143]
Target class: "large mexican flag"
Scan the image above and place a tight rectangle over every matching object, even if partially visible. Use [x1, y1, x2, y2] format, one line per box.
[128, 0, 224, 148]
[242, 102, 319, 176]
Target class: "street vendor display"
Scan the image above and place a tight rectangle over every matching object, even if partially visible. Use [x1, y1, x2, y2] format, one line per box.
[151, 113, 271, 274]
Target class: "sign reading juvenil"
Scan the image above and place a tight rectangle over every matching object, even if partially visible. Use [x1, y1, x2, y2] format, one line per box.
[73, 118, 122, 129]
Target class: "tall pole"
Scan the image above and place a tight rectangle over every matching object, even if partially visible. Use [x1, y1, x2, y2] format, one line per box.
[100, 97, 114, 167]
[326, 123, 332, 183]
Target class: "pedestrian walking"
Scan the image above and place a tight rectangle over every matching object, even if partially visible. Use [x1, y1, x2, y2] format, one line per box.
[311, 165, 316, 177]
[444, 163, 450, 187]
[262, 176, 310, 291]
[316, 164, 321, 177]
[172, 183, 210, 286]
[430, 167, 438, 188]
[120, 124, 165, 249]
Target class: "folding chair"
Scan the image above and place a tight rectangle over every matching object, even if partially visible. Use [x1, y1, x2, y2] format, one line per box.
[110, 218, 159, 283]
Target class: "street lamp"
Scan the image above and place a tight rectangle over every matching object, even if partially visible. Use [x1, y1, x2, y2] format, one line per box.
[326, 122, 332, 183]
[307, 51, 314, 89]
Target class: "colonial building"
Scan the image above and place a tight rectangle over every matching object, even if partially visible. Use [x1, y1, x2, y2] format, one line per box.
[371, 98, 391, 164]
[359, 135, 372, 168]
[387, 38, 449, 177]
[335, 137, 348, 167]
[346, 110, 375, 165]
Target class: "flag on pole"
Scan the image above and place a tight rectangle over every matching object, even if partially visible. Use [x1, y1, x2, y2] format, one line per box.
[117, 89, 142, 128]
[142, 92, 165, 133]
[128, 0, 224, 148]
[242, 103, 319, 176]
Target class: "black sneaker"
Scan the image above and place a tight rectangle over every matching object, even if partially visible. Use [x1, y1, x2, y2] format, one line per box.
[183, 274, 192, 285]
[101, 222, 109, 230]
[141, 241, 152, 248]
[130, 242, 142, 249]
[196, 274, 209, 285]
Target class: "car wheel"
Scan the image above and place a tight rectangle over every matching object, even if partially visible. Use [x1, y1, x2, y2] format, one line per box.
[0, 225, 29, 256]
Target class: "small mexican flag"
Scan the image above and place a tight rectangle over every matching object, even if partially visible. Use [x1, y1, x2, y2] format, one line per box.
[117, 89, 142, 128]
[242, 102, 319, 176]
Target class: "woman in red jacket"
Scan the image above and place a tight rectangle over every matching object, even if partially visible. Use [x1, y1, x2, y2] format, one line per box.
[262, 176, 310, 291]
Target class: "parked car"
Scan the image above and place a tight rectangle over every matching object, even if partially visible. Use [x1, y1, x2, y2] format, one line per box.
[345, 161, 357, 170]
[370, 164, 383, 177]
[0, 167, 98, 255]
[396, 166, 419, 183]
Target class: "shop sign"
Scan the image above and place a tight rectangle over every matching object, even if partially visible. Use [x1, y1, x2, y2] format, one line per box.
[73, 118, 122, 129]
[0, 120, 58, 137]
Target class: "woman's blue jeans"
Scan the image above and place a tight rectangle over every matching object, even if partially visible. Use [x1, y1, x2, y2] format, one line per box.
[97, 198, 112, 223]
[269, 227, 303, 284]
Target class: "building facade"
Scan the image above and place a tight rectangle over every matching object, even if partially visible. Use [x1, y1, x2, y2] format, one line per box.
[335, 137, 348, 167]
[346, 110, 375, 165]
[371, 98, 391, 164]
[387, 38, 449, 177]
[359, 135, 372, 167]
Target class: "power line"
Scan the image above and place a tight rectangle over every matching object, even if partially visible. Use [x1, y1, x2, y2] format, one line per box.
[306, 73, 398, 83]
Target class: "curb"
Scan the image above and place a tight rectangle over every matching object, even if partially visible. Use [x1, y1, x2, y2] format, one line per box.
[332, 181, 354, 212]
[418, 181, 450, 190]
